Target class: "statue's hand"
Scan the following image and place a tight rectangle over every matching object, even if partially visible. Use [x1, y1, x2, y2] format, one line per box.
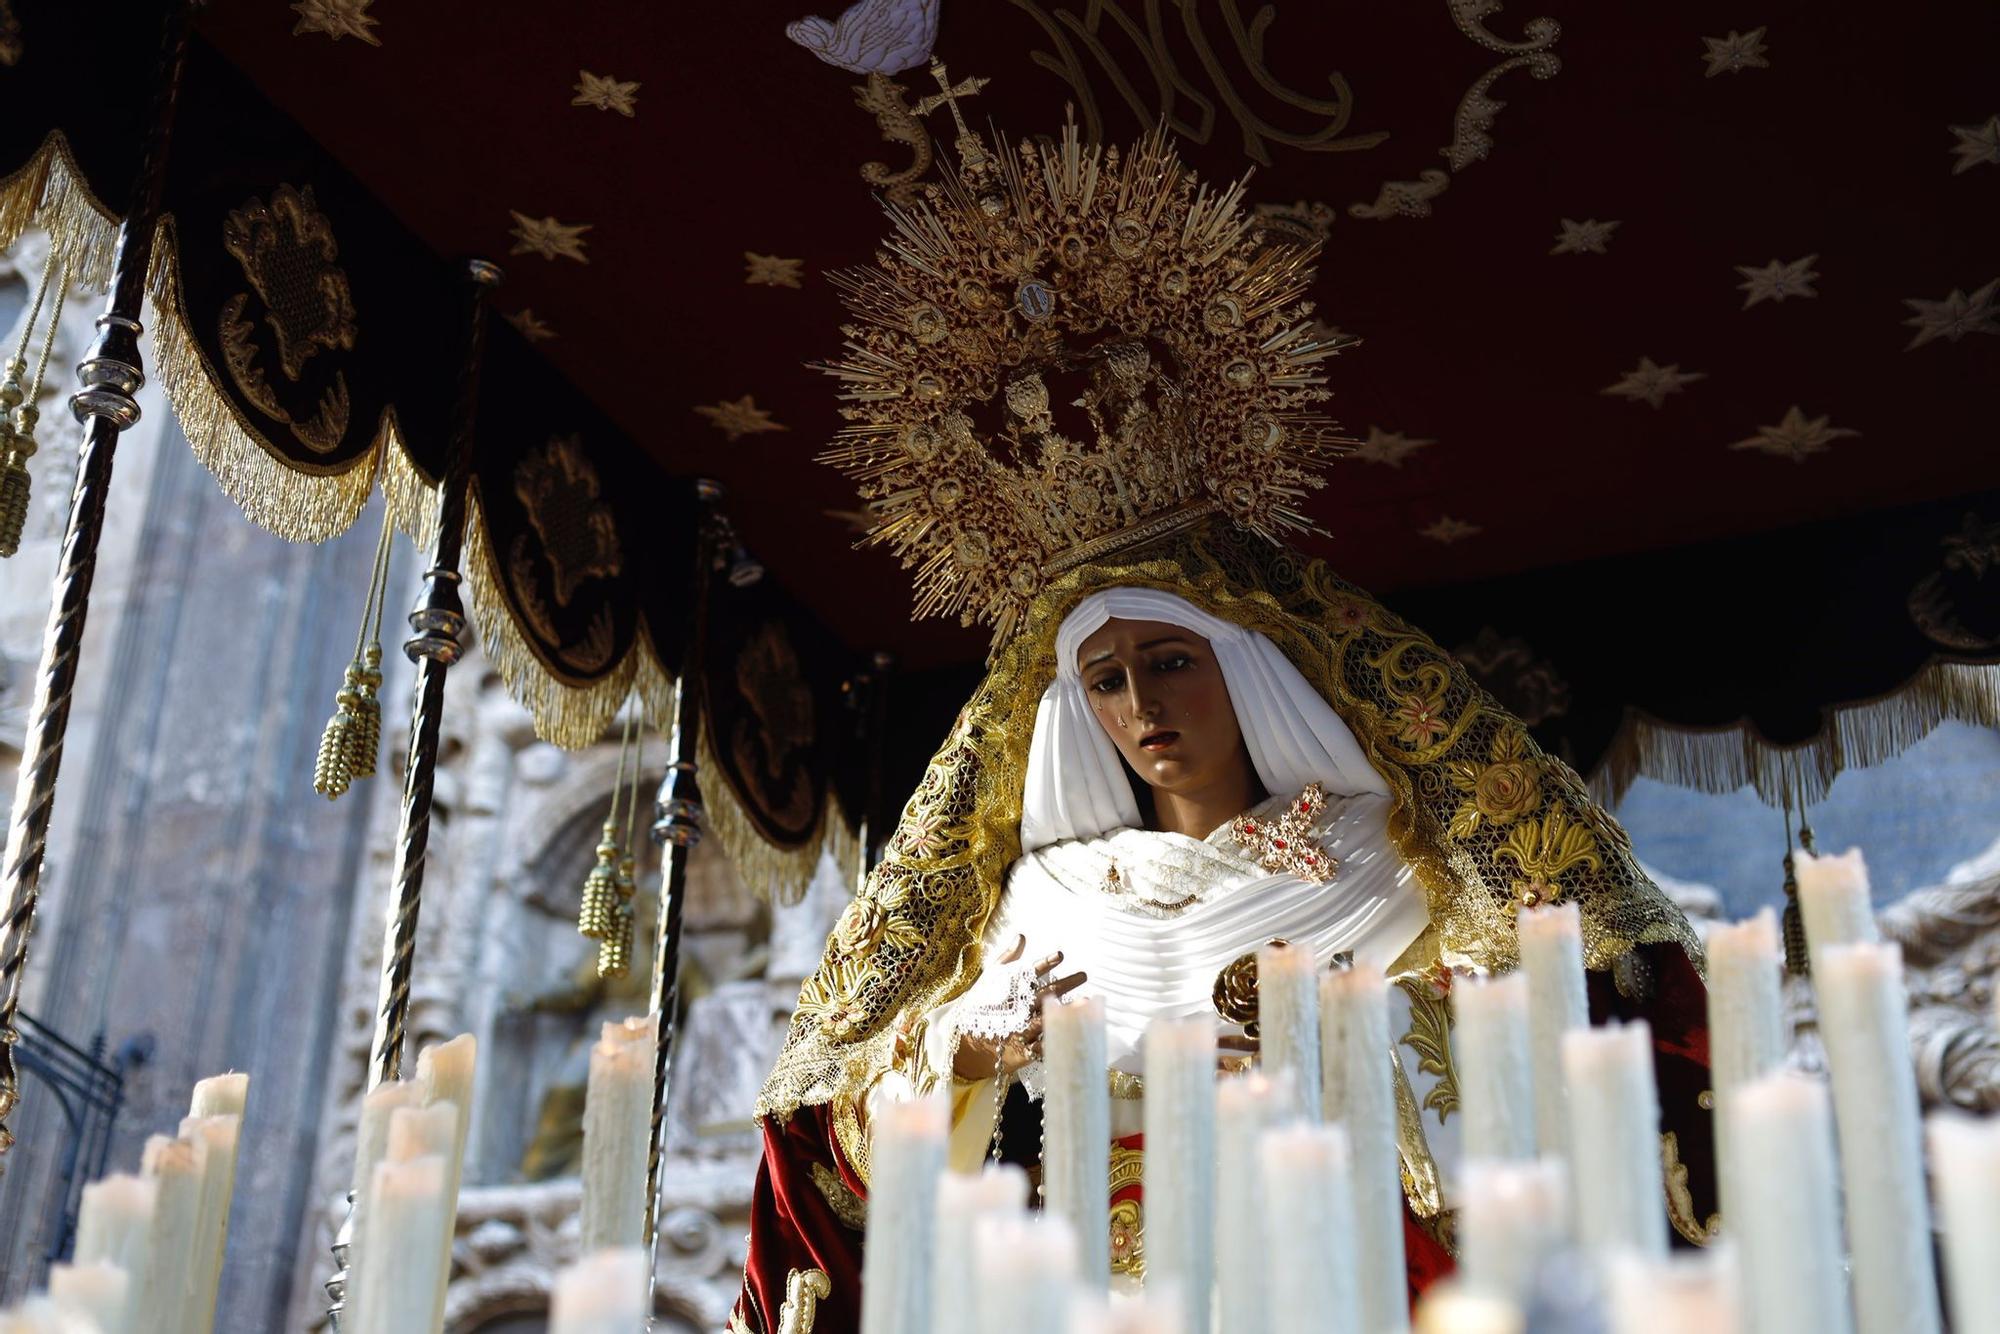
[951, 934, 1087, 1082]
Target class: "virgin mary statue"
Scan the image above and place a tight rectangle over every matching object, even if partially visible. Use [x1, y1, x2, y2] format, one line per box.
[730, 119, 1713, 1333]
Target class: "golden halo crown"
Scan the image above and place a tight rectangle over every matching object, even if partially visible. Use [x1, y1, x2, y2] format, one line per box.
[818, 111, 1350, 645]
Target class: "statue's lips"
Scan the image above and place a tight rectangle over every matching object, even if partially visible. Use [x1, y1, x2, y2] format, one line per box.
[1139, 730, 1181, 752]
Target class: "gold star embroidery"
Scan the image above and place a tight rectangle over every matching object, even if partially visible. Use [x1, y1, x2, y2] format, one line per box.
[572, 70, 639, 117]
[1420, 515, 1482, 544]
[508, 212, 592, 264]
[695, 396, 788, 442]
[506, 308, 556, 343]
[744, 252, 805, 289]
[290, 0, 380, 45]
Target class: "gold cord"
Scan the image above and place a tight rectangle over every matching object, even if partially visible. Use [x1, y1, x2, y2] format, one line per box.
[0, 249, 63, 558]
[313, 503, 396, 798]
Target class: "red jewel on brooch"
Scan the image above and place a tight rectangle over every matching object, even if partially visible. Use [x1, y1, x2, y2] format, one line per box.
[1226, 783, 1339, 885]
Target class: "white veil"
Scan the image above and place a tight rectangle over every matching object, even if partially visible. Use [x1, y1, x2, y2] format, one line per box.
[1019, 587, 1390, 853]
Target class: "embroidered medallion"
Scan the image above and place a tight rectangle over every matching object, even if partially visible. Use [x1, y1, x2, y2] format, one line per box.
[1226, 783, 1339, 883]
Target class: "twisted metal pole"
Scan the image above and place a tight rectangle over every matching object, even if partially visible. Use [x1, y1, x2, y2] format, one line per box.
[643, 480, 724, 1308]
[0, 0, 191, 1161]
[326, 257, 499, 1329]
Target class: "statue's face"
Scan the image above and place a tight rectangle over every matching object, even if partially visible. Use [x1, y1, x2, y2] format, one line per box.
[1076, 617, 1249, 795]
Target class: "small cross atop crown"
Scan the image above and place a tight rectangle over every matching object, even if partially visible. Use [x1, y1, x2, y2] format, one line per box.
[914, 59, 996, 190]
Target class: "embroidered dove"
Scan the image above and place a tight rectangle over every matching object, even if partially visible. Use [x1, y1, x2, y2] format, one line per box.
[786, 0, 938, 74]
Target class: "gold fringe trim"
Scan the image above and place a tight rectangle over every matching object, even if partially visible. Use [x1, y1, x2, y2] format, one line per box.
[380, 430, 439, 551]
[698, 728, 832, 906]
[148, 216, 384, 542]
[1589, 659, 2000, 809]
[0, 131, 120, 293]
[820, 793, 863, 900]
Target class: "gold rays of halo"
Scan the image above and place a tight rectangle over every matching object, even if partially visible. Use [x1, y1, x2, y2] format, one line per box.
[814, 111, 1355, 647]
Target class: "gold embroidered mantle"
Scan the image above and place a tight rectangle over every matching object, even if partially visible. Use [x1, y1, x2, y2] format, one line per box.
[760, 520, 1700, 1147]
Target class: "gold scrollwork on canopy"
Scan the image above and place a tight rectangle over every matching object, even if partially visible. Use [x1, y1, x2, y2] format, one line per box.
[217, 184, 357, 454]
[1007, 0, 1389, 167]
[514, 435, 622, 605]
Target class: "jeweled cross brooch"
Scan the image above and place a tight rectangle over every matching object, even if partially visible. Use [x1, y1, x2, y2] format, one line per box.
[1227, 782, 1338, 884]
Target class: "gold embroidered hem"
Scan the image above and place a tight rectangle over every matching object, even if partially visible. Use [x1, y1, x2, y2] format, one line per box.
[1108, 1140, 1146, 1278]
[809, 1162, 868, 1232]
[1662, 1131, 1717, 1246]
[777, 1268, 832, 1334]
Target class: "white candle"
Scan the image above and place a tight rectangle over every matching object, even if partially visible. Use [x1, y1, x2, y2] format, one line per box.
[1320, 962, 1408, 1334]
[0, 1296, 92, 1332]
[1255, 940, 1319, 1122]
[1068, 1292, 1185, 1334]
[1928, 1113, 2000, 1334]
[973, 1213, 1078, 1334]
[1704, 909, 1787, 1224]
[349, 1155, 449, 1334]
[1143, 1015, 1216, 1334]
[387, 1101, 458, 1163]
[581, 1015, 656, 1252]
[187, 1073, 248, 1120]
[548, 1246, 650, 1334]
[1215, 1074, 1282, 1334]
[1794, 847, 1878, 974]
[859, 1093, 949, 1334]
[416, 1034, 477, 1333]
[1561, 1022, 1667, 1263]
[934, 1165, 1028, 1334]
[73, 1174, 156, 1286]
[1260, 1122, 1361, 1334]
[1516, 904, 1589, 1160]
[1453, 972, 1536, 1162]
[1606, 1245, 1741, 1334]
[47, 1261, 129, 1334]
[178, 1113, 241, 1334]
[1456, 1157, 1567, 1305]
[1412, 1281, 1523, 1334]
[141, 1133, 206, 1334]
[344, 1079, 423, 1318]
[1042, 995, 1110, 1288]
[1725, 1072, 1852, 1334]
[1817, 941, 1943, 1334]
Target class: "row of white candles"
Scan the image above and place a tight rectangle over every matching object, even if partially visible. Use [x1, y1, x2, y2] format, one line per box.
[0, 1012, 672, 1333]
[855, 847, 1998, 1334]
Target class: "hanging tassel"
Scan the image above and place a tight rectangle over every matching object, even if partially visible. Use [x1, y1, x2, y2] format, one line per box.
[314, 506, 395, 799]
[0, 250, 64, 559]
[594, 705, 646, 979]
[346, 642, 385, 781]
[578, 819, 623, 940]
[581, 706, 637, 940]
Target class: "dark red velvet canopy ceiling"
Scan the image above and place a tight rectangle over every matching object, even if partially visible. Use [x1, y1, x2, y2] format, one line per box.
[188, 0, 1999, 667]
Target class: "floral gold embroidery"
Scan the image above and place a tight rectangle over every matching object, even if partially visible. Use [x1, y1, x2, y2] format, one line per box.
[798, 955, 882, 1039]
[1395, 968, 1460, 1122]
[1497, 806, 1603, 907]
[809, 1163, 868, 1232]
[833, 897, 924, 958]
[1446, 728, 1543, 839]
